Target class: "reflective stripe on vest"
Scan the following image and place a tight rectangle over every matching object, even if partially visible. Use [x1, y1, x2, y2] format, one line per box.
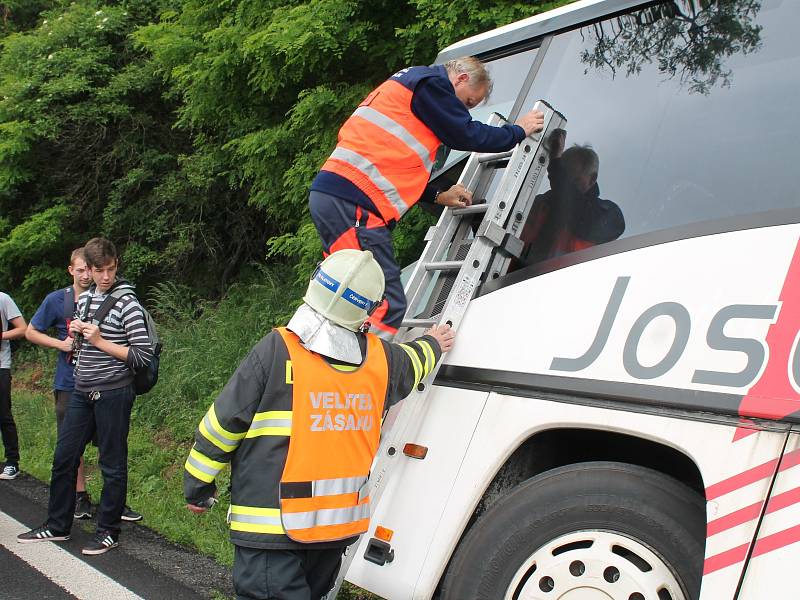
[282, 503, 370, 531]
[229, 505, 285, 535]
[352, 106, 435, 172]
[276, 327, 388, 543]
[327, 147, 407, 219]
[321, 79, 441, 223]
[315, 475, 368, 497]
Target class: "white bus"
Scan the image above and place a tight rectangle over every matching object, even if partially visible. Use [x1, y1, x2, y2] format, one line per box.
[344, 1, 800, 599]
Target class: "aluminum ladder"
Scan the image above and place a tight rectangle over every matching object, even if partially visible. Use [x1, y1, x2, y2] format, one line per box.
[328, 100, 566, 599]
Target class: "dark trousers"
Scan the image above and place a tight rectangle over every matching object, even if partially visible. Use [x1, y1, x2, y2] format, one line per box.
[233, 545, 343, 600]
[309, 191, 405, 335]
[47, 385, 134, 535]
[0, 369, 19, 464]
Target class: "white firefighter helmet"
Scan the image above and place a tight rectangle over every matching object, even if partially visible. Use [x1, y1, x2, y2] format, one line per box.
[287, 249, 385, 363]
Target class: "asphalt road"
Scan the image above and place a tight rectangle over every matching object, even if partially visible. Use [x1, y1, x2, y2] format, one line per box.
[0, 471, 232, 599]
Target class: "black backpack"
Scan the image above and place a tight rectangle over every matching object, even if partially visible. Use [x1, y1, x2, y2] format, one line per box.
[80, 284, 162, 395]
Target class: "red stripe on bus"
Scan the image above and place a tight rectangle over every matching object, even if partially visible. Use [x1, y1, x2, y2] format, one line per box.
[779, 448, 800, 471]
[736, 237, 800, 424]
[703, 542, 749, 575]
[704, 523, 800, 575]
[706, 450, 800, 500]
[706, 484, 800, 537]
[707, 501, 763, 537]
[765, 486, 800, 514]
[752, 523, 800, 557]
[706, 458, 779, 500]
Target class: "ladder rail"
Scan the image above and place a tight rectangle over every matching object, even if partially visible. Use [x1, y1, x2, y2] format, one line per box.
[487, 112, 567, 278]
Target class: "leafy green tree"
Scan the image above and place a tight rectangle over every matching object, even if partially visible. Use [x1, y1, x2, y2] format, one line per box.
[0, 0, 575, 311]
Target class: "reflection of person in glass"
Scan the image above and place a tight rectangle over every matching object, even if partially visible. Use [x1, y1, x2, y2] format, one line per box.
[520, 130, 624, 264]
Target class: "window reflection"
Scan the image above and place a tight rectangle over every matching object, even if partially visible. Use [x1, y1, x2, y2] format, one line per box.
[514, 0, 799, 270]
[520, 130, 625, 263]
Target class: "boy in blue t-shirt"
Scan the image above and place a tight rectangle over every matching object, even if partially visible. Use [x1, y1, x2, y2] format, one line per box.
[26, 248, 94, 517]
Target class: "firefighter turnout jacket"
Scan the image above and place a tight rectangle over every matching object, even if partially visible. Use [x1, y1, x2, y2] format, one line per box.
[184, 327, 442, 550]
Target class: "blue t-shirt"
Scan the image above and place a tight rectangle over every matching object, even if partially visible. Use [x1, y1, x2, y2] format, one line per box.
[30, 288, 76, 391]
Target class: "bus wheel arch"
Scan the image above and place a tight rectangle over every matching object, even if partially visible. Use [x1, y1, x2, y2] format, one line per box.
[471, 427, 705, 521]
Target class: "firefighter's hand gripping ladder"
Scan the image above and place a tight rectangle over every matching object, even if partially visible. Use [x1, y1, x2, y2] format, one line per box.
[328, 101, 566, 599]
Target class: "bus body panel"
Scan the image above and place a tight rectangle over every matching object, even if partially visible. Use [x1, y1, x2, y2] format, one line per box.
[410, 392, 786, 599]
[446, 224, 800, 421]
[738, 433, 800, 598]
[345, 387, 489, 600]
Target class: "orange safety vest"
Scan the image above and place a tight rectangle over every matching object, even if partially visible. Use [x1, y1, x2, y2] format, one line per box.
[276, 327, 388, 543]
[320, 78, 442, 224]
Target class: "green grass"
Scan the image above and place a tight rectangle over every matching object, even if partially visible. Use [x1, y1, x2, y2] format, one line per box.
[10, 369, 234, 566]
[4, 265, 380, 599]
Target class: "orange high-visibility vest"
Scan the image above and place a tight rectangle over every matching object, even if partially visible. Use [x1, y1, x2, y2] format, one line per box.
[320, 78, 442, 224]
[276, 327, 388, 543]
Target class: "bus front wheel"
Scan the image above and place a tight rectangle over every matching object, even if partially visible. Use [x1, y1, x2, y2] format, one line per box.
[439, 461, 705, 600]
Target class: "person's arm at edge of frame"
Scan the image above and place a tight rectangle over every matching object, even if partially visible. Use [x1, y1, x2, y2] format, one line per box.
[2, 315, 27, 341]
[184, 339, 271, 513]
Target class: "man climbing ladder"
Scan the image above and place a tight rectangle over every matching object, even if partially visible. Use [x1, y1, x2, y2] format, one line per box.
[309, 56, 545, 336]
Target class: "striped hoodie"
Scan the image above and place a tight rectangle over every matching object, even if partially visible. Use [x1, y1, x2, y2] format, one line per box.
[74, 280, 154, 392]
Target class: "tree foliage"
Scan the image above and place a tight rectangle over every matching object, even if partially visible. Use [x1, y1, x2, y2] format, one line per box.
[0, 0, 575, 311]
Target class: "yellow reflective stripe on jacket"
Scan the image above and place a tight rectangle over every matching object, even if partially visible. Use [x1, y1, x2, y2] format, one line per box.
[398, 343, 423, 387]
[184, 446, 225, 483]
[229, 505, 285, 534]
[246, 410, 292, 438]
[199, 404, 246, 452]
[417, 340, 435, 377]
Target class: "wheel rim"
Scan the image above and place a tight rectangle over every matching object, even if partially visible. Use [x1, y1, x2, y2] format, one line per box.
[503, 530, 687, 600]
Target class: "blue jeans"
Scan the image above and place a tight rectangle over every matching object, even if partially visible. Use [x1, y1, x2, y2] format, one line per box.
[47, 385, 134, 535]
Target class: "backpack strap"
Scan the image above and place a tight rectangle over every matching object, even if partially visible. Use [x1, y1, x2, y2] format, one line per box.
[91, 287, 136, 327]
[63, 287, 75, 322]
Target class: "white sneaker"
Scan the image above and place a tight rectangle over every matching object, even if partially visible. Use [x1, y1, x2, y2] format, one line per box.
[0, 464, 19, 480]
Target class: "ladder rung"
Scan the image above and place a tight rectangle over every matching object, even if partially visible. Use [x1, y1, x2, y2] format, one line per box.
[477, 150, 514, 164]
[401, 318, 438, 329]
[452, 204, 489, 216]
[424, 261, 463, 271]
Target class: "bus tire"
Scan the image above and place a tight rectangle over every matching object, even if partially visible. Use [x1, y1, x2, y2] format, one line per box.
[439, 461, 705, 600]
